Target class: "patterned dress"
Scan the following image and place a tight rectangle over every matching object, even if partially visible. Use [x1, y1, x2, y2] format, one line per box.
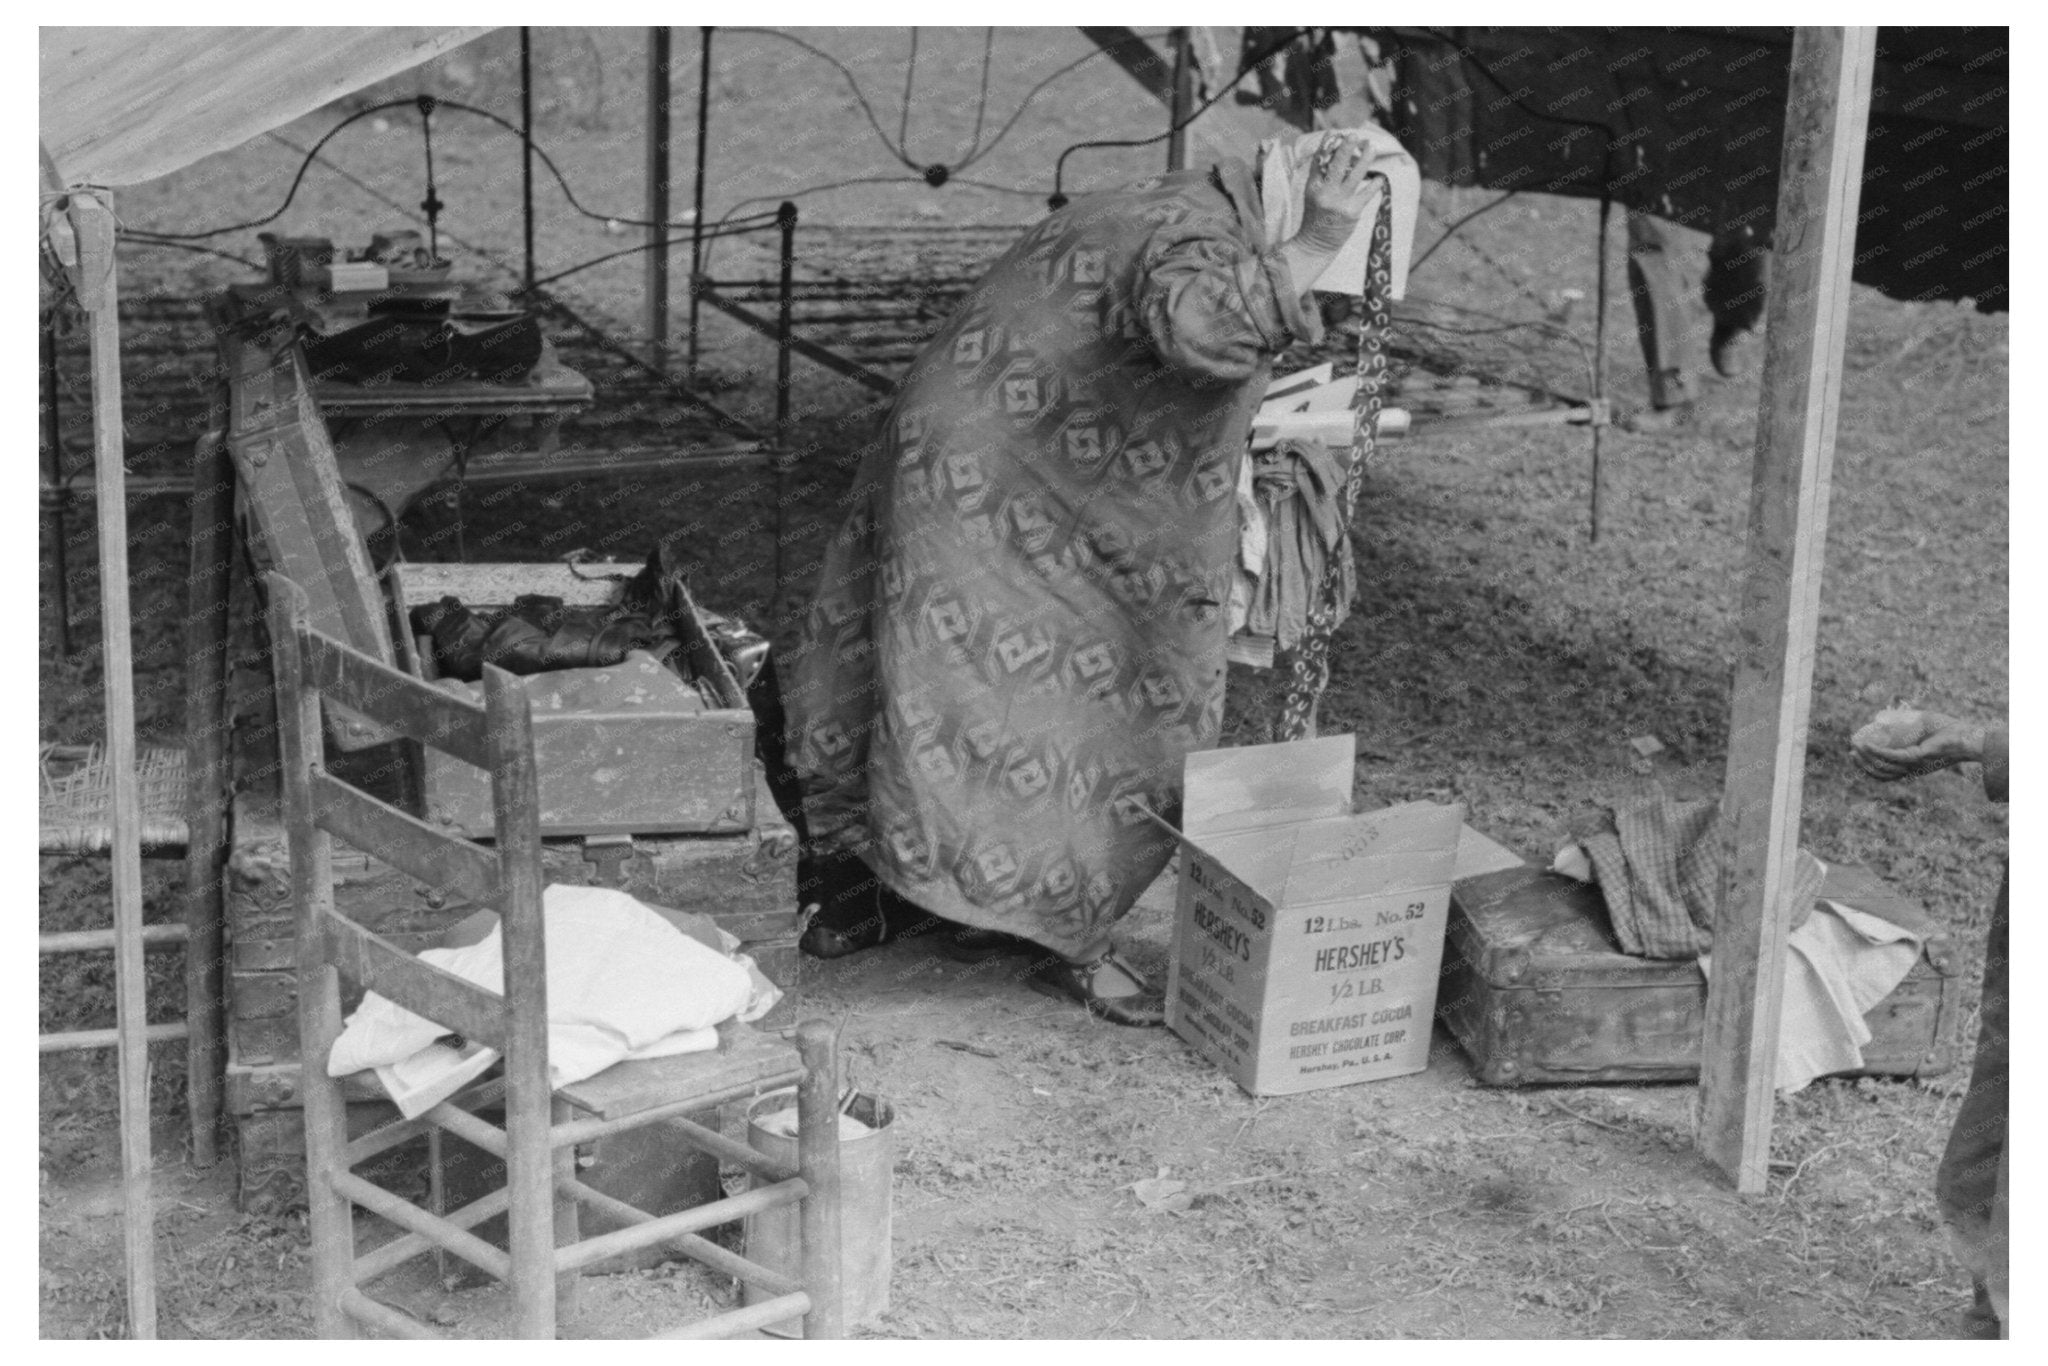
[785, 158, 1319, 959]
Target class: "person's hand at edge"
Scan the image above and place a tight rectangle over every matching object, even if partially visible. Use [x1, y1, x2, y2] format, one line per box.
[1851, 709, 1987, 782]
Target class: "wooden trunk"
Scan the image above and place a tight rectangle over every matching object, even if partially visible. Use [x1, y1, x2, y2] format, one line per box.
[1436, 863, 1959, 1086]
[393, 562, 757, 838]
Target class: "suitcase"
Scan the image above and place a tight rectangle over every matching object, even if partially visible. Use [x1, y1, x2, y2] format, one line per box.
[1437, 862, 1961, 1086]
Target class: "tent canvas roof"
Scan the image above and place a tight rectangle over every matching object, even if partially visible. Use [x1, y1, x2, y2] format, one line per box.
[39, 26, 492, 189]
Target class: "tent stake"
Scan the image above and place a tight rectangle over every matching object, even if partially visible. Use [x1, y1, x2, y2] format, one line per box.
[1698, 26, 1876, 1194]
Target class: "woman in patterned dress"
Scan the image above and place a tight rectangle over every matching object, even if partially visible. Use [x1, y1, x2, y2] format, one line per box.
[783, 137, 1385, 1025]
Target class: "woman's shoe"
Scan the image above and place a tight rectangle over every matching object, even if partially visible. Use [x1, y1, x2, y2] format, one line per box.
[1025, 949, 1166, 1027]
[798, 905, 890, 959]
[797, 851, 896, 960]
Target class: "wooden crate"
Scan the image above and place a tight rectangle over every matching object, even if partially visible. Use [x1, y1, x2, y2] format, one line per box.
[390, 561, 756, 839]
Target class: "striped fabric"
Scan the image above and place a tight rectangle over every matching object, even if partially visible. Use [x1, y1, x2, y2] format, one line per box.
[1582, 794, 1821, 959]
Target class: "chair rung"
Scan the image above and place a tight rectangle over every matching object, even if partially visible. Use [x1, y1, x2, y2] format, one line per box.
[39, 925, 187, 955]
[563, 1175, 802, 1296]
[654, 1291, 811, 1340]
[338, 1287, 446, 1340]
[330, 1169, 512, 1282]
[555, 1179, 806, 1275]
[659, 1113, 798, 1183]
[354, 1187, 512, 1285]
[550, 1068, 806, 1147]
[346, 1078, 508, 1166]
[40, 1021, 186, 1053]
[426, 1093, 510, 1158]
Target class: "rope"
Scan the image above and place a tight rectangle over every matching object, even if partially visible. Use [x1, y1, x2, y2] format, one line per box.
[1276, 185, 1393, 740]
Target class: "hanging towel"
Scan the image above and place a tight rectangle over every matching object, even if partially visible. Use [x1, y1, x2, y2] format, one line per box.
[1229, 439, 1357, 666]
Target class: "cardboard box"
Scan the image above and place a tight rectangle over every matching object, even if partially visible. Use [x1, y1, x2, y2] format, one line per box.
[1159, 735, 1465, 1096]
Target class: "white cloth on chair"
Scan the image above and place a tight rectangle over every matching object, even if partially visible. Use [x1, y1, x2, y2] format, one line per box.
[328, 883, 755, 1117]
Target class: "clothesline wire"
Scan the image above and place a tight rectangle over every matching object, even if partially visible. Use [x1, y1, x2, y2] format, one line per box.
[963, 29, 996, 163]
[898, 28, 920, 163]
[127, 95, 784, 242]
[720, 27, 923, 172]
[530, 216, 785, 290]
[1409, 190, 1520, 274]
[1049, 27, 1310, 204]
[722, 26, 1166, 178]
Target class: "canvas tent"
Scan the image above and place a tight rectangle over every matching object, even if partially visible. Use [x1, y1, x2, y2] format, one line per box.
[41, 23, 1881, 1337]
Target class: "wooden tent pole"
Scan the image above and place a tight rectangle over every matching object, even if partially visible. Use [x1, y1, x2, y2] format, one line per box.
[1698, 26, 1876, 1194]
[645, 25, 673, 372]
[65, 187, 159, 1336]
[1165, 28, 1194, 172]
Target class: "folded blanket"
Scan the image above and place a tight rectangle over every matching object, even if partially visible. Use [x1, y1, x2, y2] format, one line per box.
[328, 884, 758, 1118]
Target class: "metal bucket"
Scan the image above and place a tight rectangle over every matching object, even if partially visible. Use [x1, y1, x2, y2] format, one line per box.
[742, 1088, 895, 1331]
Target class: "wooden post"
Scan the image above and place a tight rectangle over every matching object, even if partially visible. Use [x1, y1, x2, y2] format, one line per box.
[42, 313, 72, 655]
[1166, 28, 1194, 172]
[520, 27, 536, 293]
[1589, 195, 1611, 544]
[181, 428, 234, 1167]
[795, 1020, 845, 1340]
[645, 26, 674, 373]
[1698, 26, 1876, 1193]
[688, 27, 714, 382]
[486, 661, 556, 1340]
[64, 187, 158, 1338]
[267, 577, 355, 1339]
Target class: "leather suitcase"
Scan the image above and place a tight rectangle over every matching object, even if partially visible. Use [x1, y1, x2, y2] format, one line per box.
[1437, 862, 1961, 1086]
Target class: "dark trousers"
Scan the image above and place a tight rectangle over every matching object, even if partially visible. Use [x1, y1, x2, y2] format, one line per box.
[1626, 213, 1771, 407]
[1626, 211, 1695, 409]
[1937, 872, 2008, 1337]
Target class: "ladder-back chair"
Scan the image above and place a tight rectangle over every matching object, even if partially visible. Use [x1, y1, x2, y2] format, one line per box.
[266, 572, 844, 1339]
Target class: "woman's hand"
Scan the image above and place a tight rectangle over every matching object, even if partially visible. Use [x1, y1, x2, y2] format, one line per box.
[1278, 134, 1382, 295]
[1295, 135, 1380, 253]
[1851, 708, 1988, 782]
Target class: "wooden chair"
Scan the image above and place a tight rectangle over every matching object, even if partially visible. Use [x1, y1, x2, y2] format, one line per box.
[266, 572, 843, 1339]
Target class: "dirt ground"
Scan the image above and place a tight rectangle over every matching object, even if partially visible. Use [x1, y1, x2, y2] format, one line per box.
[40, 27, 2006, 1339]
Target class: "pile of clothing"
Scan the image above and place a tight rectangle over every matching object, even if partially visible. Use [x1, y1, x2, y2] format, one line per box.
[1554, 793, 1924, 1092]
[1226, 438, 1357, 668]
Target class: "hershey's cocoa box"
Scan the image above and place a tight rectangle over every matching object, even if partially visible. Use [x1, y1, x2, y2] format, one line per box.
[1158, 735, 1465, 1096]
